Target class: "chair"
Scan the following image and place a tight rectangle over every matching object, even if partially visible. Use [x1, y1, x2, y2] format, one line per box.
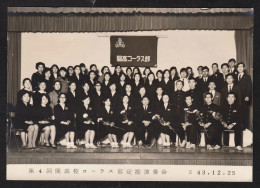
[222, 129, 235, 147]
[8, 112, 27, 149]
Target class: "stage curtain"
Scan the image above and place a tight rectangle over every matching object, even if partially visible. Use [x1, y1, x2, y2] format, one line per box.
[235, 30, 253, 131]
[8, 14, 253, 32]
[7, 32, 21, 108]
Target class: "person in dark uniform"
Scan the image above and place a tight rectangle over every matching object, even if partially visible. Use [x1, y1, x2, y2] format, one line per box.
[131, 73, 144, 97]
[91, 82, 104, 114]
[108, 83, 121, 110]
[17, 78, 33, 105]
[220, 73, 241, 106]
[154, 87, 164, 108]
[111, 64, 123, 84]
[50, 64, 60, 80]
[124, 84, 134, 107]
[171, 80, 186, 120]
[199, 93, 223, 150]
[117, 73, 127, 96]
[72, 65, 84, 91]
[79, 63, 88, 81]
[97, 98, 120, 148]
[220, 63, 229, 91]
[89, 64, 99, 81]
[153, 94, 177, 147]
[142, 67, 152, 84]
[77, 96, 97, 149]
[33, 81, 47, 107]
[185, 77, 203, 108]
[170, 66, 180, 93]
[180, 95, 199, 149]
[228, 58, 238, 75]
[54, 93, 76, 149]
[31, 62, 45, 91]
[15, 91, 39, 148]
[43, 68, 53, 93]
[145, 72, 157, 103]
[221, 92, 243, 150]
[66, 66, 74, 82]
[186, 66, 194, 79]
[55, 67, 69, 93]
[235, 62, 252, 130]
[155, 70, 164, 89]
[87, 70, 97, 95]
[101, 72, 112, 99]
[210, 63, 223, 92]
[117, 95, 136, 148]
[67, 82, 80, 115]
[35, 94, 56, 148]
[162, 69, 173, 95]
[198, 66, 211, 94]
[195, 66, 203, 84]
[135, 96, 156, 147]
[125, 67, 133, 84]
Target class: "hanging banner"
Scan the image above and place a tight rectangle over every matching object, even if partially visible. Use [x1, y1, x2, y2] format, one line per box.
[110, 36, 158, 67]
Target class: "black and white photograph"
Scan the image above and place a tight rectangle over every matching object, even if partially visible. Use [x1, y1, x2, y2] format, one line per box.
[5, 7, 253, 181]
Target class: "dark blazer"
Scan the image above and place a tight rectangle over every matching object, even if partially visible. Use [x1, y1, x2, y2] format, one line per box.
[198, 77, 211, 94]
[135, 104, 154, 124]
[117, 82, 127, 96]
[111, 72, 121, 84]
[221, 103, 241, 125]
[161, 79, 174, 95]
[108, 91, 121, 109]
[185, 87, 203, 108]
[34, 105, 53, 123]
[54, 104, 74, 124]
[235, 73, 252, 103]
[200, 103, 221, 124]
[153, 95, 164, 110]
[76, 104, 96, 124]
[14, 102, 35, 129]
[180, 104, 199, 124]
[97, 106, 116, 123]
[145, 81, 157, 102]
[91, 90, 104, 113]
[220, 84, 241, 106]
[131, 81, 144, 96]
[31, 72, 44, 91]
[72, 74, 84, 89]
[66, 90, 80, 113]
[156, 103, 176, 124]
[101, 81, 112, 98]
[171, 90, 186, 113]
[117, 103, 135, 123]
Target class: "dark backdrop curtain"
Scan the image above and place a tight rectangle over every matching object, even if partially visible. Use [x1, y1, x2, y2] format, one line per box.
[235, 30, 253, 130]
[7, 32, 21, 109]
[8, 14, 253, 32]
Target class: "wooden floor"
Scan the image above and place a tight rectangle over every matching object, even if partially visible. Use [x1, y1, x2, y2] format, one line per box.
[7, 144, 253, 166]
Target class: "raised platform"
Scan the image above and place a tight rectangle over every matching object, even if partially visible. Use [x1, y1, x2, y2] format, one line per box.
[7, 145, 253, 166]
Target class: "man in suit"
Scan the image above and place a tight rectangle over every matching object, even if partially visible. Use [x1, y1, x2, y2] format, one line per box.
[235, 62, 252, 130]
[210, 63, 223, 92]
[200, 93, 223, 150]
[221, 92, 243, 150]
[220, 63, 229, 91]
[135, 96, 156, 147]
[198, 66, 211, 94]
[228, 58, 238, 75]
[204, 81, 221, 106]
[220, 73, 241, 107]
[186, 77, 203, 108]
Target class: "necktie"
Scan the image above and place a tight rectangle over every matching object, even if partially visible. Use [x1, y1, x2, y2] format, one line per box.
[229, 86, 232, 92]
[239, 75, 242, 81]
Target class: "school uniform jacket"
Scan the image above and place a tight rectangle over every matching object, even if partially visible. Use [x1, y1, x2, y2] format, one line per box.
[235, 73, 252, 103]
[135, 104, 154, 125]
[76, 104, 96, 124]
[54, 104, 74, 124]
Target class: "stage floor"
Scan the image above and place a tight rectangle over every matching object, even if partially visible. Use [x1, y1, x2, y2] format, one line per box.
[7, 145, 253, 166]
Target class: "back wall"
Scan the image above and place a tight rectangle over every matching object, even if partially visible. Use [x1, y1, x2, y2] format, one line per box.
[21, 30, 236, 87]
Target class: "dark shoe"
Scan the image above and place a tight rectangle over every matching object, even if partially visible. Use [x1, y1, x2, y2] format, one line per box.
[51, 144, 57, 149]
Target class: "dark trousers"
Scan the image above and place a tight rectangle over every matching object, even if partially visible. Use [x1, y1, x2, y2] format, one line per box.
[241, 102, 250, 130]
[204, 123, 222, 146]
[186, 123, 199, 144]
[170, 124, 185, 142]
[135, 123, 156, 145]
[223, 124, 242, 146]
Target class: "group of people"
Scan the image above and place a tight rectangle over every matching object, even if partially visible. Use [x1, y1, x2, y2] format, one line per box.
[14, 58, 252, 151]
